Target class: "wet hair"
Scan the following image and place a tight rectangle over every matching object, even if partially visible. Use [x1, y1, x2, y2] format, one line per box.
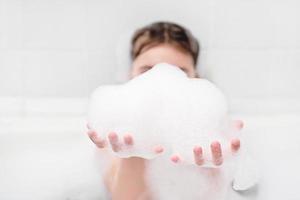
[131, 21, 200, 65]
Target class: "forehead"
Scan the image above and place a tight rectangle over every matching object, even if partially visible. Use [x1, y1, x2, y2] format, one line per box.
[133, 44, 194, 68]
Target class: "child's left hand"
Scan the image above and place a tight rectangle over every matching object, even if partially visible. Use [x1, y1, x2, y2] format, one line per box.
[169, 120, 243, 166]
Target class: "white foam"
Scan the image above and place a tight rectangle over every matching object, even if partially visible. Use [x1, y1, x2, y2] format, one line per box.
[88, 63, 240, 166]
[88, 63, 256, 199]
[87, 63, 261, 199]
[145, 155, 235, 200]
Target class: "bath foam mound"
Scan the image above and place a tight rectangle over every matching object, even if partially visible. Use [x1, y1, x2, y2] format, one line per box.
[88, 63, 240, 167]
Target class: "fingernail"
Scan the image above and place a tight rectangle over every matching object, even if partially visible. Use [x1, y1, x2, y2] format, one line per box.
[171, 155, 180, 163]
[154, 146, 164, 154]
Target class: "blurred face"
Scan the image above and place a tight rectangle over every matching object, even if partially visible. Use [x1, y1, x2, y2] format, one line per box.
[130, 43, 198, 79]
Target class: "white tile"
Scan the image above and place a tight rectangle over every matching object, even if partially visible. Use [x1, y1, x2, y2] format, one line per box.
[24, 97, 88, 116]
[0, 96, 23, 117]
[22, 0, 87, 50]
[205, 47, 300, 101]
[229, 97, 300, 114]
[0, 51, 24, 96]
[124, 0, 214, 49]
[267, 1, 300, 48]
[86, 51, 116, 93]
[0, 0, 23, 49]
[86, 0, 214, 51]
[86, 0, 122, 51]
[203, 49, 271, 98]
[23, 51, 88, 97]
[213, 0, 271, 49]
[268, 48, 300, 97]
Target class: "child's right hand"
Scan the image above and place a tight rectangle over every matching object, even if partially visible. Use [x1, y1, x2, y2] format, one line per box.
[86, 123, 164, 155]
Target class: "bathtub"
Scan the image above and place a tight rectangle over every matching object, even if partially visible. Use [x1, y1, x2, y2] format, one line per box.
[0, 97, 300, 200]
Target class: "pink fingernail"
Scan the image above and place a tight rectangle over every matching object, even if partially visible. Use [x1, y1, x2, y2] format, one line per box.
[154, 146, 164, 154]
[231, 139, 240, 152]
[233, 120, 244, 131]
[108, 132, 117, 140]
[87, 130, 95, 137]
[211, 141, 221, 149]
[193, 146, 202, 155]
[124, 134, 133, 145]
[171, 155, 180, 163]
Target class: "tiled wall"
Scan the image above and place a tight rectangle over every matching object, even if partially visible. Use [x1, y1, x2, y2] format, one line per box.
[0, 0, 299, 100]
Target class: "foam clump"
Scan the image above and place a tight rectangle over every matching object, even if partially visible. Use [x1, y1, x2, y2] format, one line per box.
[88, 63, 240, 166]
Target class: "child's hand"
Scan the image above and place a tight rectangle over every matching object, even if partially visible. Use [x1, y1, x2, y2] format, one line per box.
[86, 124, 164, 155]
[170, 120, 243, 166]
[86, 124, 107, 148]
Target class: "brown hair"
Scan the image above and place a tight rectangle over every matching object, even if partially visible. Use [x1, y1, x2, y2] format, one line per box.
[131, 21, 200, 66]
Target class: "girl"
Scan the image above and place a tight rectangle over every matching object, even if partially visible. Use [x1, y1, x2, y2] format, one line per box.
[87, 21, 243, 200]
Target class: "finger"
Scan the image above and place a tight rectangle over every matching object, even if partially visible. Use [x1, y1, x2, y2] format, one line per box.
[87, 130, 97, 141]
[86, 123, 91, 130]
[153, 145, 164, 154]
[193, 146, 204, 166]
[233, 120, 244, 131]
[95, 137, 106, 148]
[231, 138, 240, 153]
[211, 141, 223, 166]
[170, 155, 180, 163]
[87, 130, 106, 148]
[108, 132, 121, 152]
[123, 134, 134, 146]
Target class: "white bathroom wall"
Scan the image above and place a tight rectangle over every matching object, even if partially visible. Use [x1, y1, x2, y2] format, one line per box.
[0, 0, 299, 114]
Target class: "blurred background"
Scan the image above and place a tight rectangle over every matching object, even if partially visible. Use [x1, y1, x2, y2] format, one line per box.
[0, 0, 300, 199]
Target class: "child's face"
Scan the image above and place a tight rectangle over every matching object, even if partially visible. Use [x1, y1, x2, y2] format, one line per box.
[130, 43, 198, 79]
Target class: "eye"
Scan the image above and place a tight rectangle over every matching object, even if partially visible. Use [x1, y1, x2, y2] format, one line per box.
[178, 66, 187, 73]
[140, 65, 153, 73]
[179, 67, 190, 76]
